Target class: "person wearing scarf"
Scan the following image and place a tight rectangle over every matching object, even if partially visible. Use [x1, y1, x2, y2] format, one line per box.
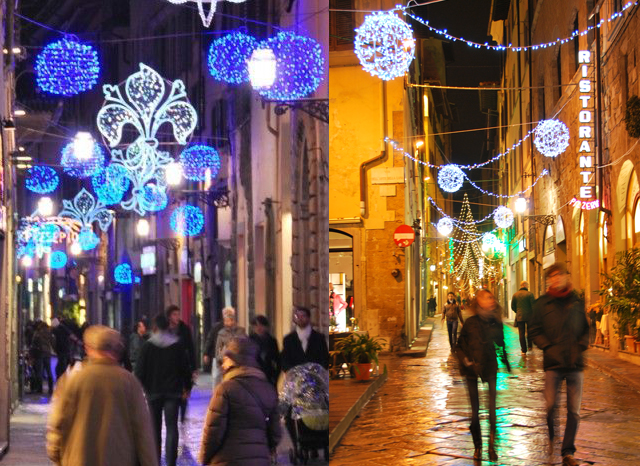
[529, 262, 589, 466]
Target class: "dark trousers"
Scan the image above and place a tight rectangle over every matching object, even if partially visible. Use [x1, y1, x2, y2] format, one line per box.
[179, 397, 188, 423]
[31, 353, 54, 394]
[545, 370, 584, 457]
[446, 320, 459, 349]
[55, 353, 70, 381]
[466, 376, 497, 448]
[517, 321, 533, 353]
[149, 397, 180, 466]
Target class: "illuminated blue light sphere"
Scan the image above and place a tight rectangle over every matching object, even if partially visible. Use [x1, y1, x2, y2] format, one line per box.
[534, 119, 570, 158]
[92, 164, 131, 205]
[35, 38, 100, 96]
[26, 166, 60, 194]
[114, 263, 133, 285]
[354, 11, 415, 81]
[61, 141, 105, 178]
[78, 228, 100, 251]
[49, 251, 68, 269]
[208, 31, 258, 84]
[170, 205, 204, 236]
[141, 184, 168, 212]
[179, 145, 221, 181]
[257, 31, 325, 100]
[493, 206, 515, 229]
[438, 165, 465, 193]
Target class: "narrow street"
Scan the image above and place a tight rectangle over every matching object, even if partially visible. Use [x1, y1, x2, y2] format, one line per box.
[331, 312, 640, 465]
[2, 371, 327, 466]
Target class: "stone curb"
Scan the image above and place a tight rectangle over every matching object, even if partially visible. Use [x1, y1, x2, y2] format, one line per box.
[584, 352, 640, 395]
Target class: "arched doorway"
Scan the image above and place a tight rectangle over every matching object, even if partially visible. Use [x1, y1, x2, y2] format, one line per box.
[330, 229, 354, 331]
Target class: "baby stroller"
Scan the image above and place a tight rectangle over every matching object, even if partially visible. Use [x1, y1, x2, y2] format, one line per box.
[281, 363, 329, 465]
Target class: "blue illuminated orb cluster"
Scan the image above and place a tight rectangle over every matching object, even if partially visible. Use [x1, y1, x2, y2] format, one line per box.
[141, 184, 168, 212]
[493, 206, 515, 229]
[114, 263, 133, 285]
[438, 165, 465, 193]
[35, 38, 100, 96]
[61, 141, 106, 178]
[179, 145, 221, 181]
[26, 166, 60, 194]
[208, 31, 258, 84]
[258, 31, 325, 100]
[534, 119, 570, 158]
[49, 251, 68, 269]
[92, 164, 131, 205]
[354, 11, 415, 81]
[78, 228, 100, 251]
[170, 205, 204, 236]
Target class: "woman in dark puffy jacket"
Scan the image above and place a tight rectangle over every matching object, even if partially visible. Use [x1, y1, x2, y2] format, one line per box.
[199, 337, 281, 466]
[456, 289, 510, 462]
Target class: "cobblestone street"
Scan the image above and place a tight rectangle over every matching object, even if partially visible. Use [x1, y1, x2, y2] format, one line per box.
[331, 314, 640, 465]
[2, 371, 327, 466]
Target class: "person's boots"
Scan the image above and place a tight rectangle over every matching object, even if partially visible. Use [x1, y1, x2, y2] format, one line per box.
[471, 422, 482, 460]
[488, 431, 498, 461]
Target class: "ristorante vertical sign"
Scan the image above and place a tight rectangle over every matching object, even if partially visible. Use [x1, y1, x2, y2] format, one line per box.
[571, 50, 599, 210]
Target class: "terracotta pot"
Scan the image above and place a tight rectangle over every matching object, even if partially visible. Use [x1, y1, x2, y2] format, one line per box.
[624, 335, 636, 352]
[354, 363, 372, 381]
[635, 341, 640, 353]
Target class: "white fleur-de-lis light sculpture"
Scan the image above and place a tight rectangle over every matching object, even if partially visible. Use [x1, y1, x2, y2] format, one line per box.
[59, 188, 114, 233]
[166, 0, 248, 28]
[96, 63, 198, 215]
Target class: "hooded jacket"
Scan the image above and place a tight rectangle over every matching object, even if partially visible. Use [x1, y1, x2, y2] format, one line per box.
[199, 366, 281, 466]
[529, 290, 589, 371]
[134, 331, 192, 399]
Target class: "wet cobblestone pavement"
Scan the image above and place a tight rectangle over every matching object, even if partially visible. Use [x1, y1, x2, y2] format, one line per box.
[3, 371, 327, 466]
[330, 315, 640, 465]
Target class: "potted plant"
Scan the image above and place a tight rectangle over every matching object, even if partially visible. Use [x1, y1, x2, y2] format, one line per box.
[600, 247, 640, 352]
[334, 332, 386, 381]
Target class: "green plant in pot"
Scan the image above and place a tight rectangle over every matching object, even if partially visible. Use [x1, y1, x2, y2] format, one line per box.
[600, 247, 640, 350]
[334, 332, 386, 380]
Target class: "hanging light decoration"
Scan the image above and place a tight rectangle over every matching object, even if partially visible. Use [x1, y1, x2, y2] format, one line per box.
[170, 205, 204, 236]
[78, 227, 100, 251]
[92, 164, 131, 205]
[533, 119, 570, 158]
[256, 31, 325, 100]
[26, 166, 59, 194]
[70, 241, 82, 256]
[73, 132, 96, 160]
[208, 31, 258, 84]
[354, 11, 415, 81]
[493, 205, 515, 229]
[114, 263, 133, 285]
[179, 145, 221, 181]
[438, 165, 465, 193]
[61, 140, 105, 178]
[35, 37, 100, 96]
[247, 48, 277, 90]
[49, 251, 68, 269]
[437, 217, 454, 236]
[165, 0, 248, 28]
[141, 184, 169, 212]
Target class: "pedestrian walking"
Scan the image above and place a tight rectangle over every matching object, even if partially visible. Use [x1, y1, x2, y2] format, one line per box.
[442, 292, 464, 351]
[199, 337, 282, 466]
[281, 306, 329, 372]
[529, 262, 589, 466]
[51, 318, 72, 381]
[166, 304, 196, 423]
[511, 280, 535, 354]
[203, 319, 225, 386]
[214, 307, 246, 385]
[128, 320, 148, 372]
[135, 314, 192, 466]
[30, 321, 55, 394]
[249, 315, 280, 386]
[427, 296, 436, 317]
[46, 325, 157, 466]
[456, 289, 510, 462]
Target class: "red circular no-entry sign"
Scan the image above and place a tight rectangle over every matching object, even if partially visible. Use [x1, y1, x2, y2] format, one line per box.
[394, 224, 415, 248]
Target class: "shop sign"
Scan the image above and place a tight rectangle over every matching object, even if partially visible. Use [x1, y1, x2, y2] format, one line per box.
[393, 224, 415, 247]
[575, 50, 597, 206]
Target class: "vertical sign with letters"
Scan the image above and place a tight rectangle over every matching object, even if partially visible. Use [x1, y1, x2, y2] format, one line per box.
[577, 50, 597, 205]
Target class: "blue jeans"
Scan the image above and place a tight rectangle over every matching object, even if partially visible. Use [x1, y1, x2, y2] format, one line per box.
[446, 320, 459, 349]
[545, 370, 584, 457]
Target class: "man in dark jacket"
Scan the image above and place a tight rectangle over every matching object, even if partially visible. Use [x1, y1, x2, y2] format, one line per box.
[529, 263, 589, 466]
[281, 307, 329, 372]
[511, 281, 535, 354]
[250, 315, 280, 386]
[135, 314, 192, 466]
[166, 305, 195, 423]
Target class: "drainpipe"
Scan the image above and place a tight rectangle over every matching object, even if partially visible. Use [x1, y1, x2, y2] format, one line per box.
[360, 81, 389, 217]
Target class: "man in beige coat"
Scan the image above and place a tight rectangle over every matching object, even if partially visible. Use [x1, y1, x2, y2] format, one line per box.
[47, 325, 157, 466]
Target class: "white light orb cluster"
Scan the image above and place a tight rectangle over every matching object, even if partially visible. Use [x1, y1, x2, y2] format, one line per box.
[437, 217, 454, 236]
[354, 11, 415, 81]
[438, 164, 465, 193]
[493, 205, 515, 229]
[533, 119, 570, 158]
[482, 232, 499, 251]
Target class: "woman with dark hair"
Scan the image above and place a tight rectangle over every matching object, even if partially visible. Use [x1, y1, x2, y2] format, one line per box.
[442, 292, 465, 351]
[456, 289, 510, 462]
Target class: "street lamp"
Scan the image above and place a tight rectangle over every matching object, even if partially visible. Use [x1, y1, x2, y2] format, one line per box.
[515, 197, 527, 214]
[73, 131, 95, 160]
[70, 242, 82, 256]
[136, 218, 150, 236]
[247, 48, 276, 90]
[165, 162, 183, 186]
[430, 264, 436, 272]
[38, 196, 54, 216]
[21, 256, 33, 267]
